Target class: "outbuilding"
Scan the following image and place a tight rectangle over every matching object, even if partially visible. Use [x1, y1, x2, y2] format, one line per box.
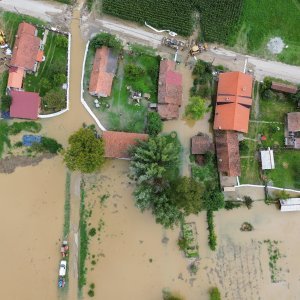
[260, 147, 275, 170]
[280, 198, 300, 212]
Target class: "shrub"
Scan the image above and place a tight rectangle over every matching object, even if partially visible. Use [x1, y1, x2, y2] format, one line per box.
[9, 121, 42, 135]
[207, 210, 217, 251]
[89, 228, 96, 237]
[41, 137, 63, 154]
[90, 33, 122, 51]
[147, 112, 162, 136]
[56, 35, 68, 48]
[14, 141, 23, 148]
[225, 201, 241, 210]
[88, 289, 95, 297]
[90, 283, 95, 289]
[124, 64, 145, 81]
[1, 95, 12, 112]
[185, 96, 208, 120]
[244, 196, 253, 209]
[43, 88, 66, 111]
[210, 287, 221, 300]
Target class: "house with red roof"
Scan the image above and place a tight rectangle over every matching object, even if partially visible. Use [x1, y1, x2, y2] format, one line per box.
[7, 67, 24, 90]
[157, 60, 182, 120]
[102, 131, 149, 159]
[214, 72, 253, 134]
[89, 47, 118, 97]
[10, 90, 41, 120]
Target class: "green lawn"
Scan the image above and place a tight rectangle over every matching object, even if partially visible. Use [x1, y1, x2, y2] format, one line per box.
[235, 0, 300, 65]
[1, 11, 45, 46]
[84, 45, 159, 133]
[239, 86, 299, 185]
[24, 32, 68, 97]
[265, 150, 300, 189]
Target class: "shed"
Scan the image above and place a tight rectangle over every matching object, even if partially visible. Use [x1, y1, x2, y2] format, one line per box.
[260, 147, 275, 170]
[271, 82, 298, 94]
[280, 198, 300, 212]
[191, 134, 213, 155]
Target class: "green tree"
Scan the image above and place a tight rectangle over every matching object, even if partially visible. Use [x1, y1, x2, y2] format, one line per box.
[56, 35, 68, 48]
[171, 176, 204, 215]
[43, 89, 66, 111]
[41, 137, 63, 154]
[147, 112, 163, 136]
[130, 135, 180, 186]
[184, 96, 208, 120]
[203, 190, 224, 211]
[64, 127, 105, 173]
[39, 78, 52, 96]
[210, 287, 221, 300]
[192, 60, 206, 76]
[124, 64, 145, 81]
[244, 196, 253, 209]
[90, 33, 122, 51]
[1, 95, 12, 112]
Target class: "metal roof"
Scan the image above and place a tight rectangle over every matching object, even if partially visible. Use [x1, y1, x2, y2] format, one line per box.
[260, 147, 275, 170]
[280, 198, 300, 212]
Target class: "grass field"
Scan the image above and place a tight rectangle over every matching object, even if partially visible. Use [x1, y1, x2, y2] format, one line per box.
[235, 0, 300, 65]
[24, 32, 68, 96]
[240, 85, 300, 187]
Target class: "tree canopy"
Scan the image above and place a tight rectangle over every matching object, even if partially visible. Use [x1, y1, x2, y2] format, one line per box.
[170, 176, 204, 215]
[64, 126, 105, 173]
[184, 96, 208, 120]
[90, 33, 122, 51]
[124, 64, 145, 81]
[147, 111, 163, 136]
[203, 189, 224, 211]
[43, 88, 66, 111]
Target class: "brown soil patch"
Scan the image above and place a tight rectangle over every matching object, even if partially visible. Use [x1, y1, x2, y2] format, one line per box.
[282, 162, 289, 169]
[0, 153, 55, 173]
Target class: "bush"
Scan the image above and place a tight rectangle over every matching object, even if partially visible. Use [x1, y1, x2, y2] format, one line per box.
[14, 141, 23, 148]
[56, 35, 68, 48]
[9, 121, 42, 135]
[124, 64, 145, 81]
[1, 95, 12, 112]
[210, 287, 221, 300]
[89, 228, 96, 237]
[207, 210, 217, 251]
[147, 112, 162, 136]
[225, 201, 241, 210]
[184, 96, 208, 120]
[88, 289, 95, 297]
[43, 88, 66, 111]
[41, 137, 63, 154]
[244, 196, 253, 209]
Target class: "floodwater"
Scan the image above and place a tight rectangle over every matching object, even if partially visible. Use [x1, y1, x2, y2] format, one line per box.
[0, 4, 93, 300]
[82, 160, 300, 299]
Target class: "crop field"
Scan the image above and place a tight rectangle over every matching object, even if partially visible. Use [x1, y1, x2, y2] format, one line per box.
[236, 0, 300, 65]
[102, 0, 194, 36]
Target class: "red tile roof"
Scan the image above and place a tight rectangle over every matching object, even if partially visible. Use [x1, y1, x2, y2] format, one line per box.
[287, 112, 300, 132]
[10, 90, 41, 119]
[36, 50, 44, 62]
[103, 131, 149, 159]
[191, 134, 213, 154]
[10, 22, 41, 71]
[214, 72, 253, 133]
[215, 130, 241, 177]
[271, 82, 298, 94]
[157, 103, 179, 120]
[89, 47, 115, 97]
[157, 60, 182, 120]
[7, 67, 24, 89]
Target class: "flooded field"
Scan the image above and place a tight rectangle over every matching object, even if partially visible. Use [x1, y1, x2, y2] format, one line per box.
[82, 159, 300, 300]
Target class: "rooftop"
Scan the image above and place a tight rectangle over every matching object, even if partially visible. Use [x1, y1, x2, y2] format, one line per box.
[271, 82, 298, 94]
[191, 134, 213, 155]
[10, 90, 41, 119]
[214, 72, 253, 133]
[260, 147, 275, 170]
[10, 22, 41, 71]
[215, 130, 241, 177]
[102, 131, 149, 159]
[287, 112, 300, 132]
[7, 67, 24, 89]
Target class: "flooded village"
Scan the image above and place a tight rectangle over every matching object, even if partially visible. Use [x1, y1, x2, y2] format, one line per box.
[0, 1, 300, 300]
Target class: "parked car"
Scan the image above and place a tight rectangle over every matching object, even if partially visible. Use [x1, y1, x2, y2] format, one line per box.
[59, 260, 67, 277]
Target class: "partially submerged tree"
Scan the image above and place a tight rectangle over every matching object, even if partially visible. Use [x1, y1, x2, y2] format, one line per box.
[184, 96, 208, 120]
[64, 126, 105, 173]
[244, 196, 253, 209]
[209, 287, 221, 300]
[170, 176, 204, 215]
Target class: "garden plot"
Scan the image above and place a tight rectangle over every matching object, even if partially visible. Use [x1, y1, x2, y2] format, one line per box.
[178, 222, 199, 259]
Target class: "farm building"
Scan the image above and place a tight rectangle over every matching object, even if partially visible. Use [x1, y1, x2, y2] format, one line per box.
[215, 130, 241, 177]
[10, 22, 43, 72]
[280, 198, 300, 212]
[260, 147, 275, 170]
[214, 72, 253, 133]
[89, 46, 118, 97]
[102, 131, 148, 159]
[10, 90, 41, 119]
[285, 112, 300, 149]
[157, 60, 182, 120]
[271, 82, 298, 94]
